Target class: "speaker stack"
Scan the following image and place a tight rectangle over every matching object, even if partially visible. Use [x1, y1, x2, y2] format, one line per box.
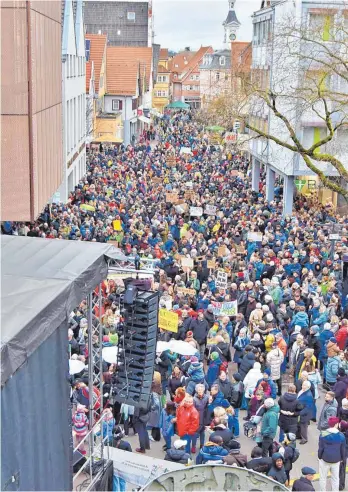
[115, 290, 159, 409]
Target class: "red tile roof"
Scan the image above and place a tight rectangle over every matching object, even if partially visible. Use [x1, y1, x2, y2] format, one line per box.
[181, 46, 213, 82]
[158, 64, 170, 73]
[106, 46, 153, 96]
[85, 33, 107, 92]
[159, 48, 169, 60]
[231, 42, 252, 74]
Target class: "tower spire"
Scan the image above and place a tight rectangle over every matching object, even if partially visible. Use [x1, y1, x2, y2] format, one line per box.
[223, 0, 241, 47]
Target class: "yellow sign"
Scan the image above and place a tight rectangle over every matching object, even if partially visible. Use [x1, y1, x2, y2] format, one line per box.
[113, 219, 122, 231]
[158, 309, 178, 333]
[177, 287, 196, 296]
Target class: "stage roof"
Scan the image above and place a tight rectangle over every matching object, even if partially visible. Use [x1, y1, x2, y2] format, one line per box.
[1, 236, 123, 385]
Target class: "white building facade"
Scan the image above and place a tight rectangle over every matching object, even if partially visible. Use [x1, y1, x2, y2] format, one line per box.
[249, 0, 348, 215]
[58, 0, 86, 203]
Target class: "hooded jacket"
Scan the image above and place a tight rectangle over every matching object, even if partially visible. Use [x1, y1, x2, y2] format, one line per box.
[318, 428, 346, 463]
[206, 357, 222, 386]
[319, 328, 334, 360]
[190, 318, 210, 345]
[267, 453, 287, 485]
[292, 476, 315, 491]
[196, 441, 228, 464]
[333, 375, 348, 407]
[336, 326, 348, 351]
[230, 380, 244, 408]
[239, 352, 256, 379]
[207, 391, 230, 416]
[261, 403, 280, 439]
[243, 362, 263, 398]
[327, 340, 340, 358]
[278, 393, 303, 432]
[317, 399, 338, 431]
[223, 450, 248, 467]
[187, 361, 205, 382]
[176, 401, 200, 436]
[164, 448, 191, 464]
[291, 312, 309, 329]
[215, 378, 233, 401]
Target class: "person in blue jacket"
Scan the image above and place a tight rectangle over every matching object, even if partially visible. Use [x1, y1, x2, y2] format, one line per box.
[206, 352, 222, 388]
[196, 434, 228, 464]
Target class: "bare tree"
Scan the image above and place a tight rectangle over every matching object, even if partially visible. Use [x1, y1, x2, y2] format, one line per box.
[201, 6, 348, 196]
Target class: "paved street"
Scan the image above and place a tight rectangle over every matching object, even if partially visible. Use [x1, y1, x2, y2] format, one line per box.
[125, 371, 347, 490]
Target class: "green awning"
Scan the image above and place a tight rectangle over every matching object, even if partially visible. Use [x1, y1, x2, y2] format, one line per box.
[206, 125, 225, 132]
[166, 101, 190, 109]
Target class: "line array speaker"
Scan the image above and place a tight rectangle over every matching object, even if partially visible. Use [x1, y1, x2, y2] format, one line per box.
[115, 290, 159, 409]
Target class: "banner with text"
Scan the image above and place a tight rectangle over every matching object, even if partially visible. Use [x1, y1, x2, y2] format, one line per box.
[212, 300, 238, 317]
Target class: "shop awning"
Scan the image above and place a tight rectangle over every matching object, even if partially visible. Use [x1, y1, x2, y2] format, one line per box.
[138, 115, 151, 124]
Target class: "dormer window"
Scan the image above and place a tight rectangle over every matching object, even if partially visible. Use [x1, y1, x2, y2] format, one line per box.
[220, 56, 226, 66]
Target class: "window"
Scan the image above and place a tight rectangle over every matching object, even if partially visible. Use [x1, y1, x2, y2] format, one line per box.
[309, 13, 333, 41]
[190, 75, 194, 80]
[132, 98, 137, 110]
[112, 99, 123, 111]
[220, 56, 226, 66]
[175, 64, 179, 68]
[85, 40, 91, 62]
[117, 29, 121, 36]
[157, 75, 168, 83]
[127, 11, 135, 21]
[216, 72, 220, 81]
[195, 74, 199, 80]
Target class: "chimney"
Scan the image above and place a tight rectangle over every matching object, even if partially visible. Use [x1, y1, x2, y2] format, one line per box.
[185, 46, 190, 51]
[98, 30, 101, 35]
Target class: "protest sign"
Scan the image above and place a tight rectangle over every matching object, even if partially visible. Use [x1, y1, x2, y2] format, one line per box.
[218, 245, 227, 257]
[166, 192, 179, 203]
[205, 204, 217, 216]
[230, 170, 239, 176]
[247, 232, 263, 242]
[189, 206, 203, 217]
[185, 190, 195, 199]
[181, 257, 194, 269]
[175, 203, 188, 214]
[211, 300, 238, 316]
[158, 309, 179, 333]
[113, 219, 122, 231]
[152, 177, 162, 183]
[177, 287, 196, 296]
[207, 259, 216, 269]
[215, 270, 228, 289]
[166, 156, 176, 167]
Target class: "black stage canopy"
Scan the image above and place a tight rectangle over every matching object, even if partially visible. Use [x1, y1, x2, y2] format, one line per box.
[1, 236, 123, 386]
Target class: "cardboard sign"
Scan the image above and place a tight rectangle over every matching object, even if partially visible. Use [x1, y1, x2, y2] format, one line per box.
[158, 309, 179, 333]
[230, 170, 239, 176]
[247, 232, 263, 242]
[175, 202, 188, 214]
[166, 192, 179, 203]
[207, 259, 216, 269]
[185, 190, 195, 199]
[181, 257, 194, 268]
[152, 177, 162, 183]
[215, 270, 228, 289]
[190, 206, 203, 217]
[205, 204, 217, 216]
[218, 245, 227, 257]
[212, 300, 238, 316]
[166, 156, 176, 167]
[177, 287, 196, 296]
[113, 219, 122, 231]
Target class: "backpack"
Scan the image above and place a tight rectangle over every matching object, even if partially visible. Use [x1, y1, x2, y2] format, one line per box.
[291, 447, 300, 463]
[73, 412, 88, 435]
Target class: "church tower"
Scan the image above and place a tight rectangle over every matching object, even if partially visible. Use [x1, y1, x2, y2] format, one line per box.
[223, 0, 241, 47]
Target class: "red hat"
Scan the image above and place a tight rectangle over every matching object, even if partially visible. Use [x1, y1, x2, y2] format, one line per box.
[328, 417, 340, 427]
[186, 331, 193, 338]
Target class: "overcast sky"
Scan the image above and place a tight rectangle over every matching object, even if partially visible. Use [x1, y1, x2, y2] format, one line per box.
[154, 0, 261, 52]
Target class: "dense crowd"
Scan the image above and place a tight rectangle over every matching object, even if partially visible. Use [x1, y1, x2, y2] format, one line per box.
[4, 111, 348, 491]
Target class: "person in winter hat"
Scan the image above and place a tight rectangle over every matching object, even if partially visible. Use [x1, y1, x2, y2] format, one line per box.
[223, 440, 248, 467]
[196, 434, 228, 464]
[266, 343, 284, 396]
[326, 348, 342, 389]
[278, 384, 303, 440]
[279, 433, 299, 482]
[339, 419, 348, 490]
[318, 416, 345, 492]
[206, 351, 222, 388]
[333, 368, 348, 410]
[261, 398, 280, 457]
[192, 383, 209, 452]
[186, 356, 205, 395]
[72, 404, 89, 454]
[267, 452, 288, 486]
[292, 467, 316, 492]
[164, 439, 191, 464]
[101, 407, 116, 445]
[338, 398, 348, 421]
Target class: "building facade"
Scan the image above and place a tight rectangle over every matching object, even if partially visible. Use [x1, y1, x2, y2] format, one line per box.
[57, 0, 86, 203]
[200, 49, 232, 107]
[84, 1, 153, 47]
[153, 49, 170, 113]
[249, 0, 348, 215]
[1, 0, 62, 221]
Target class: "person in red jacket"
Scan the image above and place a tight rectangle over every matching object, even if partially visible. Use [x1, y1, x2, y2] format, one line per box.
[175, 394, 199, 453]
[336, 320, 348, 351]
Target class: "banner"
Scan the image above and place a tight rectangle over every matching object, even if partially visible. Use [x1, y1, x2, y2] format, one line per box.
[108, 447, 184, 488]
[212, 300, 238, 316]
[207, 259, 216, 269]
[190, 206, 203, 217]
[218, 245, 227, 257]
[205, 204, 217, 216]
[166, 192, 179, 203]
[215, 270, 228, 289]
[247, 232, 263, 242]
[181, 257, 194, 268]
[158, 309, 179, 333]
[177, 287, 196, 296]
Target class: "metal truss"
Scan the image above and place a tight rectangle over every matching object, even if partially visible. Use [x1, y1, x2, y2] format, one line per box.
[108, 255, 157, 275]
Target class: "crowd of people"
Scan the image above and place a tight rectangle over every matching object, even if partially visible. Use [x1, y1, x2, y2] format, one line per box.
[3, 110, 348, 491]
